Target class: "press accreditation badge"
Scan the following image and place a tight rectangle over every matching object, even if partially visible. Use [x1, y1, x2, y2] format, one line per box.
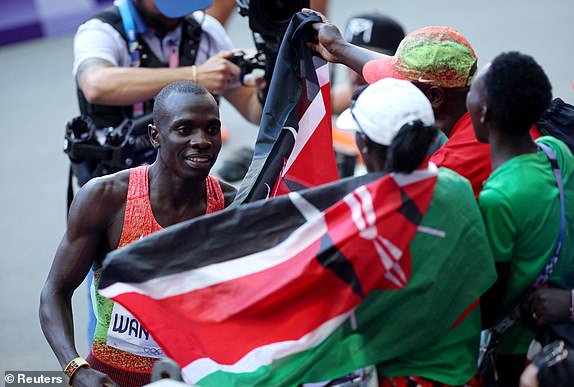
[106, 302, 166, 359]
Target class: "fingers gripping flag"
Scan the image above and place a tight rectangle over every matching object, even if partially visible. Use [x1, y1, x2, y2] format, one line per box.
[99, 167, 438, 386]
[233, 12, 339, 205]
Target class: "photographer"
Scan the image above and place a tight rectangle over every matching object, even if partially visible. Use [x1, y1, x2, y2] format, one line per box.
[70, 0, 264, 186]
[75, 0, 263, 125]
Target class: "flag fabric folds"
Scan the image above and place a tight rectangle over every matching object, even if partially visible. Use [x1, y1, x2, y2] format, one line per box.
[232, 12, 339, 205]
[99, 165, 496, 386]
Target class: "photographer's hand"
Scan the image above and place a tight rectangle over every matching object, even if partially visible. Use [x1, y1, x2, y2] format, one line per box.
[195, 51, 241, 95]
[528, 288, 571, 326]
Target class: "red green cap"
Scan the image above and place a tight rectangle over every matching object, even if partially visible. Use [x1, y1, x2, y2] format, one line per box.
[363, 26, 478, 88]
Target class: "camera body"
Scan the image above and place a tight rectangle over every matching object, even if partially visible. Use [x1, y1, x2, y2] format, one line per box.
[235, 0, 310, 101]
[237, 0, 310, 38]
[228, 50, 266, 84]
[64, 113, 155, 186]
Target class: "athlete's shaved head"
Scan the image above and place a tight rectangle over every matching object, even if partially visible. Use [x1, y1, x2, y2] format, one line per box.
[153, 81, 215, 129]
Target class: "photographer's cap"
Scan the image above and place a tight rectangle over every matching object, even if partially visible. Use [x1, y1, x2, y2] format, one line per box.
[363, 26, 478, 88]
[336, 78, 435, 146]
[345, 13, 405, 55]
[154, 0, 212, 18]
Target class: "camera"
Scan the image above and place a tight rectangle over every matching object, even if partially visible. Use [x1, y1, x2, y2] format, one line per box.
[228, 50, 266, 85]
[236, 0, 309, 38]
[234, 0, 310, 101]
[64, 113, 155, 186]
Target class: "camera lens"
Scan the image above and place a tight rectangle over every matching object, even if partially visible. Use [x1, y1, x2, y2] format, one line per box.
[67, 116, 94, 140]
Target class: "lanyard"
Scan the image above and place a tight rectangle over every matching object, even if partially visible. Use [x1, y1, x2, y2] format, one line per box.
[117, 0, 144, 115]
[168, 40, 179, 68]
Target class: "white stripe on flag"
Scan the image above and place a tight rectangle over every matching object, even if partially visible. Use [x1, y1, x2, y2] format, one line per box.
[391, 162, 438, 187]
[100, 199, 328, 300]
[182, 310, 355, 384]
[289, 191, 321, 221]
[344, 193, 366, 233]
[355, 186, 376, 229]
[383, 271, 403, 288]
[316, 63, 329, 87]
[281, 70, 328, 177]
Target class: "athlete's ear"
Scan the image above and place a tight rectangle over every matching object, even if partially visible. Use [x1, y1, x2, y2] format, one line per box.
[149, 124, 160, 148]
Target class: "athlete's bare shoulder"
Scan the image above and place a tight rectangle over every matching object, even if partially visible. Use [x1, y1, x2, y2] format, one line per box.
[70, 169, 131, 227]
[83, 168, 130, 202]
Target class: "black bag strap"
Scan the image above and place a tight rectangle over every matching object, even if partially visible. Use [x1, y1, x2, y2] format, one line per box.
[492, 142, 566, 336]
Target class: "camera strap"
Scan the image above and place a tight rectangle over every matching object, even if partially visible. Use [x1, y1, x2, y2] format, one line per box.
[117, 0, 140, 66]
[492, 142, 566, 337]
[117, 0, 144, 116]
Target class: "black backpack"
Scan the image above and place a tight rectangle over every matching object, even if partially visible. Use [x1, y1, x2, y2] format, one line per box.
[536, 98, 574, 154]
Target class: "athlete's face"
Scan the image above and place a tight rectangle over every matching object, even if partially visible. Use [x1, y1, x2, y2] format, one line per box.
[151, 92, 222, 181]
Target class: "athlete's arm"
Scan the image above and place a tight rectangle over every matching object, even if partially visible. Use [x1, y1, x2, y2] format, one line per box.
[39, 176, 126, 386]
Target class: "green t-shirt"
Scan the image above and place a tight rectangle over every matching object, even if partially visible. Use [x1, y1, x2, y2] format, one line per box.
[479, 136, 574, 354]
[376, 167, 496, 384]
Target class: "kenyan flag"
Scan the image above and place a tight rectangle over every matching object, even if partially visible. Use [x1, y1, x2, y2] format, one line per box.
[99, 165, 496, 386]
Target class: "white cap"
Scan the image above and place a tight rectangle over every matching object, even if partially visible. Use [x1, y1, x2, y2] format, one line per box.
[336, 78, 435, 146]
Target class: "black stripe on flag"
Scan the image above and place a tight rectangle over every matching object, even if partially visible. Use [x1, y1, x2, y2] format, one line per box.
[233, 12, 327, 205]
[100, 173, 384, 288]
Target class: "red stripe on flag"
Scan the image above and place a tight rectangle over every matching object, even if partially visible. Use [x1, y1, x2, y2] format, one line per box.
[111, 237, 369, 367]
[272, 76, 338, 197]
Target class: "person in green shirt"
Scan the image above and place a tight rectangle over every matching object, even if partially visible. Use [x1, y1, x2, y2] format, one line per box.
[332, 78, 496, 386]
[467, 51, 574, 386]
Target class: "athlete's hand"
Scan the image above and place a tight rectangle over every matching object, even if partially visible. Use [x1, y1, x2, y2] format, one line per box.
[195, 51, 241, 95]
[69, 367, 118, 387]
